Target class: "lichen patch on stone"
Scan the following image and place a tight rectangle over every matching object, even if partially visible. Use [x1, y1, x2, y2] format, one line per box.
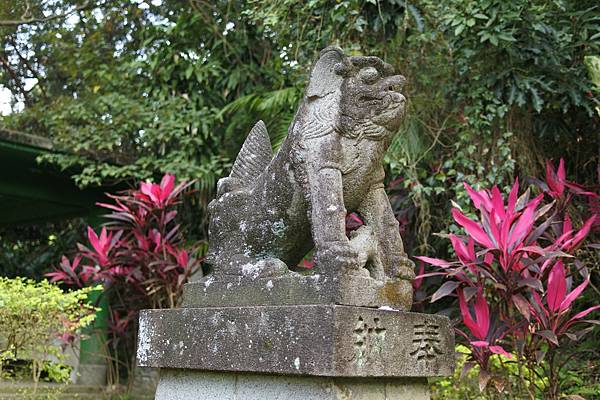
[136, 313, 152, 365]
[241, 262, 262, 279]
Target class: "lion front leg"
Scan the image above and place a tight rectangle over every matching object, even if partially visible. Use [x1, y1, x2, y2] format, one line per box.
[358, 186, 415, 281]
[308, 165, 363, 274]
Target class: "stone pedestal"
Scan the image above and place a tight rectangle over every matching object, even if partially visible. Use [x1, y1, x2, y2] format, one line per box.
[137, 270, 455, 399]
[154, 370, 430, 400]
[181, 272, 413, 310]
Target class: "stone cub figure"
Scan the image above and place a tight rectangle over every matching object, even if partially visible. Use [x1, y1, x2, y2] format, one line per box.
[207, 46, 414, 284]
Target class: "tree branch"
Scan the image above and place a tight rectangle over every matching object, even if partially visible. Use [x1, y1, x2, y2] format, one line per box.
[0, 52, 30, 105]
[6, 36, 48, 101]
[0, 1, 90, 26]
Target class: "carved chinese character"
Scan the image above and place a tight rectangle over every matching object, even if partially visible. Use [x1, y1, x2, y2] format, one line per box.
[410, 322, 442, 361]
[352, 316, 386, 368]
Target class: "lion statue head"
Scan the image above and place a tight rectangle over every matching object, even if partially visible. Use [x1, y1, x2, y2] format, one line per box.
[303, 47, 406, 142]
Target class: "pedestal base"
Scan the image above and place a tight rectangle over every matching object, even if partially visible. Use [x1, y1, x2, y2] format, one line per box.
[155, 369, 430, 400]
[138, 305, 454, 377]
[183, 271, 413, 310]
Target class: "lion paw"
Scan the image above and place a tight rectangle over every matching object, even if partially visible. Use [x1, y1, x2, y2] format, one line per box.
[317, 241, 366, 276]
[395, 254, 416, 280]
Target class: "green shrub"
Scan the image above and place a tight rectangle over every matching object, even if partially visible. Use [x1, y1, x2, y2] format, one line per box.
[0, 277, 98, 383]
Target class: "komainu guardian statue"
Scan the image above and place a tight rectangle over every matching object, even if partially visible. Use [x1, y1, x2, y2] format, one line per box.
[138, 50, 456, 399]
[207, 46, 414, 291]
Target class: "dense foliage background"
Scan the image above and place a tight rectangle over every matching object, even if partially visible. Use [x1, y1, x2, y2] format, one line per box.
[1, 0, 598, 248]
[0, 0, 598, 396]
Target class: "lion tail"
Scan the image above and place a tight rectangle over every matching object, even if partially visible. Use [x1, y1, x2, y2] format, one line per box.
[229, 120, 273, 184]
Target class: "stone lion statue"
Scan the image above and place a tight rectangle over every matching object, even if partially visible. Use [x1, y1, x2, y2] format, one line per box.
[206, 46, 414, 288]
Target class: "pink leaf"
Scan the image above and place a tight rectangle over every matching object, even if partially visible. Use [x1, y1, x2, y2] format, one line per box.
[464, 183, 490, 211]
[414, 256, 453, 268]
[46, 271, 66, 283]
[564, 216, 596, 251]
[473, 290, 490, 341]
[431, 280, 460, 303]
[176, 249, 189, 267]
[458, 288, 489, 341]
[514, 245, 548, 255]
[489, 345, 514, 359]
[450, 234, 475, 265]
[96, 202, 126, 212]
[478, 190, 493, 212]
[563, 214, 572, 237]
[160, 174, 175, 201]
[482, 211, 502, 248]
[531, 291, 548, 318]
[547, 261, 566, 312]
[141, 181, 161, 205]
[484, 252, 494, 265]
[414, 271, 448, 280]
[98, 227, 108, 250]
[71, 255, 81, 270]
[545, 160, 564, 197]
[565, 182, 600, 198]
[349, 213, 363, 224]
[151, 184, 162, 204]
[508, 195, 543, 250]
[87, 227, 100, 254]
[165, 210, 178, 224]
[459, 289, 481, 339]
[133, 230, 150, 251]
[507, 178, 519, 213]
[413, 261, 425, 289]
[452, 209, 495, 248]
[557, 158, 566, 186]
[491, 186, 505, 219]
[467, 238, 476, 263]
[570, 304, 600, 321]
[559, 278, 589, 312]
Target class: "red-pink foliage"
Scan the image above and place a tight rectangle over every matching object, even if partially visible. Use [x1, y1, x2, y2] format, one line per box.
[417, 159, 599, 390]
[47, 174, 200, 309]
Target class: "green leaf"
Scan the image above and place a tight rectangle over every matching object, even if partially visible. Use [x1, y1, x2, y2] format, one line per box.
[530, 87, 543, 112]
[497, 33, 516, 42]
[407, 4, 424, 32]
[185, 65, 194, 79]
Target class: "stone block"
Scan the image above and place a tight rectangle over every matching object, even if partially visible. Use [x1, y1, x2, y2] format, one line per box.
[154, 369, 430, 400]
[137, 305, 454, 378]
[182, 271, 412, 310]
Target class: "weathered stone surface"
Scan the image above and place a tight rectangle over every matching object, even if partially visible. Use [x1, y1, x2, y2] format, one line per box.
[182, 270, 412, 310]
[154, 369, 430, 400]
[202, 46, 414, 307]
[138, 305, 454, 378]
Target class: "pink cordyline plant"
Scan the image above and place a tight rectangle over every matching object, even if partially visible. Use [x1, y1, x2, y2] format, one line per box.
[138, 174, 178, 208]
[47, 174, 200, 384]
[47, 174, 200, 309]
[417, 161, 599, 397]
